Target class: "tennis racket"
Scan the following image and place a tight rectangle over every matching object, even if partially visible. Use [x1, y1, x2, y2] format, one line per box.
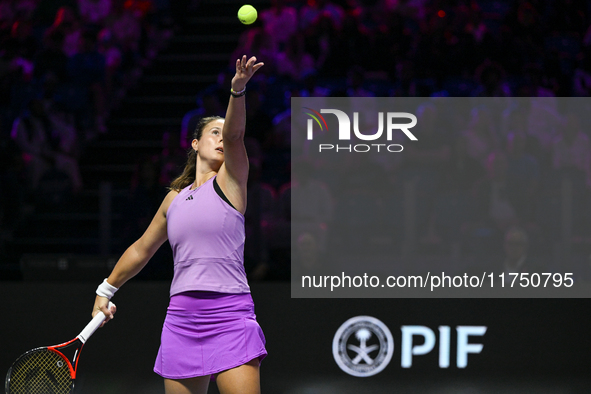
[5, 301, 114, 394]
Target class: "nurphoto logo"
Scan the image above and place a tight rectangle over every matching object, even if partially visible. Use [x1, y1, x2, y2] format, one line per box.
[332, 316, 394, 377]
[303, 108, 417, 153]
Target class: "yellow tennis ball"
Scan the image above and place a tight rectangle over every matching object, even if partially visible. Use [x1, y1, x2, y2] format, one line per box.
[238, 5, 257, 25]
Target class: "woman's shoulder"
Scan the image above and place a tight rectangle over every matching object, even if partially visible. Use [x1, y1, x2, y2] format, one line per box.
[162, 189, 181, 217]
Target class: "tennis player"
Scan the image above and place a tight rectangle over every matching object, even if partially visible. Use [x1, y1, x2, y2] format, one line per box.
[92, 55, 266, 394]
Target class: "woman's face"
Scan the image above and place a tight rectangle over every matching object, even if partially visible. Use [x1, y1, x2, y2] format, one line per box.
[192, 119, 225, 165]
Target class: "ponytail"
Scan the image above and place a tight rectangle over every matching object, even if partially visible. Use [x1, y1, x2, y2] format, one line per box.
[169, 149, 197, 192]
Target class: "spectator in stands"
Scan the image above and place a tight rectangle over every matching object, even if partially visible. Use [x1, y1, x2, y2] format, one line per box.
[299, 0, 346, 75]
[473, 150, 518, 233]
[34, 29, 69, 85]
[463, 2, 490, 45]
[506, 130, 540, 221]
[11, 98, 82, 192]
[404, 102, 451, 171]
[259, 0, 297, 52]
[547, 0, 587, 36]
[284, 158, 333, 255]
[122, 0, 153, 18]
[156, 129, 186, 187]
[0, 1, 17, 31]
[9, 19, 38, 61]
[346, 65, 374, 97]
[67, 29, 107, 133]
[46, 6, 83, 57]
[525, 95, 562, 153]
[0, 37, 35, 118]
[96, 27, 122, 99]
[5, 19, 37, 81]
[441, 134, 486, 193]
[462, 106, 500, 166]
[572, 50, 591, 96]
[32, 0, 79, 29]
[520, 63, 556, 97]
[108, 1, 143, 65]
[299, 71, 331, 97]
[473, 60, 512, 97]
[275, 32, 315, 82]
[421, 134, 486, 246]
[501, 226, 544, 274]
[391, 58, 418, 96]
[299, 0, 345, 33]
[78, 0, 112, 27]
[230, 28, 276, 75]
[551, 113, 591, 188]
[13, 0, 38, 20]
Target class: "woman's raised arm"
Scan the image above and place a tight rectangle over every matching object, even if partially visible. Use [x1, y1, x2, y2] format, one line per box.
[217, 55, 264, 212]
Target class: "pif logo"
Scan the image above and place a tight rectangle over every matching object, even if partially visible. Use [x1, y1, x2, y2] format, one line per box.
[332, 316, 487, 377]
[332, 316, 395, 377]
[303, 108, 418, 153]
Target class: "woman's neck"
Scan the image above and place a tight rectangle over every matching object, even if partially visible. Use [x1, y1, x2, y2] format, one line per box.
[192, 167, 218, 190]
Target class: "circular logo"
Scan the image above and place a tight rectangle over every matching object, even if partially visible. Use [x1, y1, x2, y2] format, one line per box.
[56, 360, 64, 368]
[332, 316, 394, 377]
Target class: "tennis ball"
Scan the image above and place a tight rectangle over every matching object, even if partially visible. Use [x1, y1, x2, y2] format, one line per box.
[238, 5, 257, 25]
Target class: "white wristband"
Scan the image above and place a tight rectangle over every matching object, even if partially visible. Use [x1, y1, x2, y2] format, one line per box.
[96, 278, 119, 300]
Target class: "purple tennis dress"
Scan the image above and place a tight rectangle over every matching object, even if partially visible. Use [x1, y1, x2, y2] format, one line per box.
[154, 175, 267, 379]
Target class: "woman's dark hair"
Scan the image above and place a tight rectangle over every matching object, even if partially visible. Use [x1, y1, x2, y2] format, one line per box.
[169, 116, 224, 191]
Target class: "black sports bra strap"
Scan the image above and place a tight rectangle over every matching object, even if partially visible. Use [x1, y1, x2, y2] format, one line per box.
[213, 177, 237, 211]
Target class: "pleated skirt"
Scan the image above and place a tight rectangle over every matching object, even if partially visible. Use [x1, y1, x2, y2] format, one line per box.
[154, 291, 267, 379]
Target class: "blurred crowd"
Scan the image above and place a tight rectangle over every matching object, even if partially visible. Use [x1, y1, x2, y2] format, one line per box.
[0, 0, 173, 232]
[3, 0, 591, 280]
[232, 0, 591, 97]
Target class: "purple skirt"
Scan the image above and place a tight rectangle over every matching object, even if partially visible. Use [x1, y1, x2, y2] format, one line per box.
[154, 291, 267, 379]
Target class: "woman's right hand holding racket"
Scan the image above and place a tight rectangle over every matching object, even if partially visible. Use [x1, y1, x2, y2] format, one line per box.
[93, 295, 117, 327]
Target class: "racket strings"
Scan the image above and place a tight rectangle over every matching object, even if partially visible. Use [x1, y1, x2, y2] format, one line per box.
[7, 349, 73, 394]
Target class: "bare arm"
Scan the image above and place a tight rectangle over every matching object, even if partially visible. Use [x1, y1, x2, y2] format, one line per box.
[92, 190, 178, 319]
[217, 55, 264, 214]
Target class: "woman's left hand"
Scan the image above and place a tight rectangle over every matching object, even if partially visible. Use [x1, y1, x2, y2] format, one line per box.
[232, 55, 264, 92]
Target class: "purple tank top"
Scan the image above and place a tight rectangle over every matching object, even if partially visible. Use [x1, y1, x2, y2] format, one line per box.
[166, 175, 250, 296]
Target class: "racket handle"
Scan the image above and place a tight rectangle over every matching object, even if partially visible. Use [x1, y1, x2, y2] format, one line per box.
[78, 301, 115, 343]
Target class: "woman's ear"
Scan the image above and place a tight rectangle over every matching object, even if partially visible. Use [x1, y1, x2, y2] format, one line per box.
[191, 139, 199, 152]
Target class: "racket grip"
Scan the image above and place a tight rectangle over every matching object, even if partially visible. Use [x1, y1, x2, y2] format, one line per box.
[78, 301, 114, 343]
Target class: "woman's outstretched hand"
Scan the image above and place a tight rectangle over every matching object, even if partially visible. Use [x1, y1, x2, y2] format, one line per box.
[232, 55, 264, 92]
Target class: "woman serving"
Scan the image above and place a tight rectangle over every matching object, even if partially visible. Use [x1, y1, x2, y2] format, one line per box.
[92, 55, 266, 394]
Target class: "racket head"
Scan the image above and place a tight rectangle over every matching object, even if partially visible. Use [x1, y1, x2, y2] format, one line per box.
[5, 347, 74, 394]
